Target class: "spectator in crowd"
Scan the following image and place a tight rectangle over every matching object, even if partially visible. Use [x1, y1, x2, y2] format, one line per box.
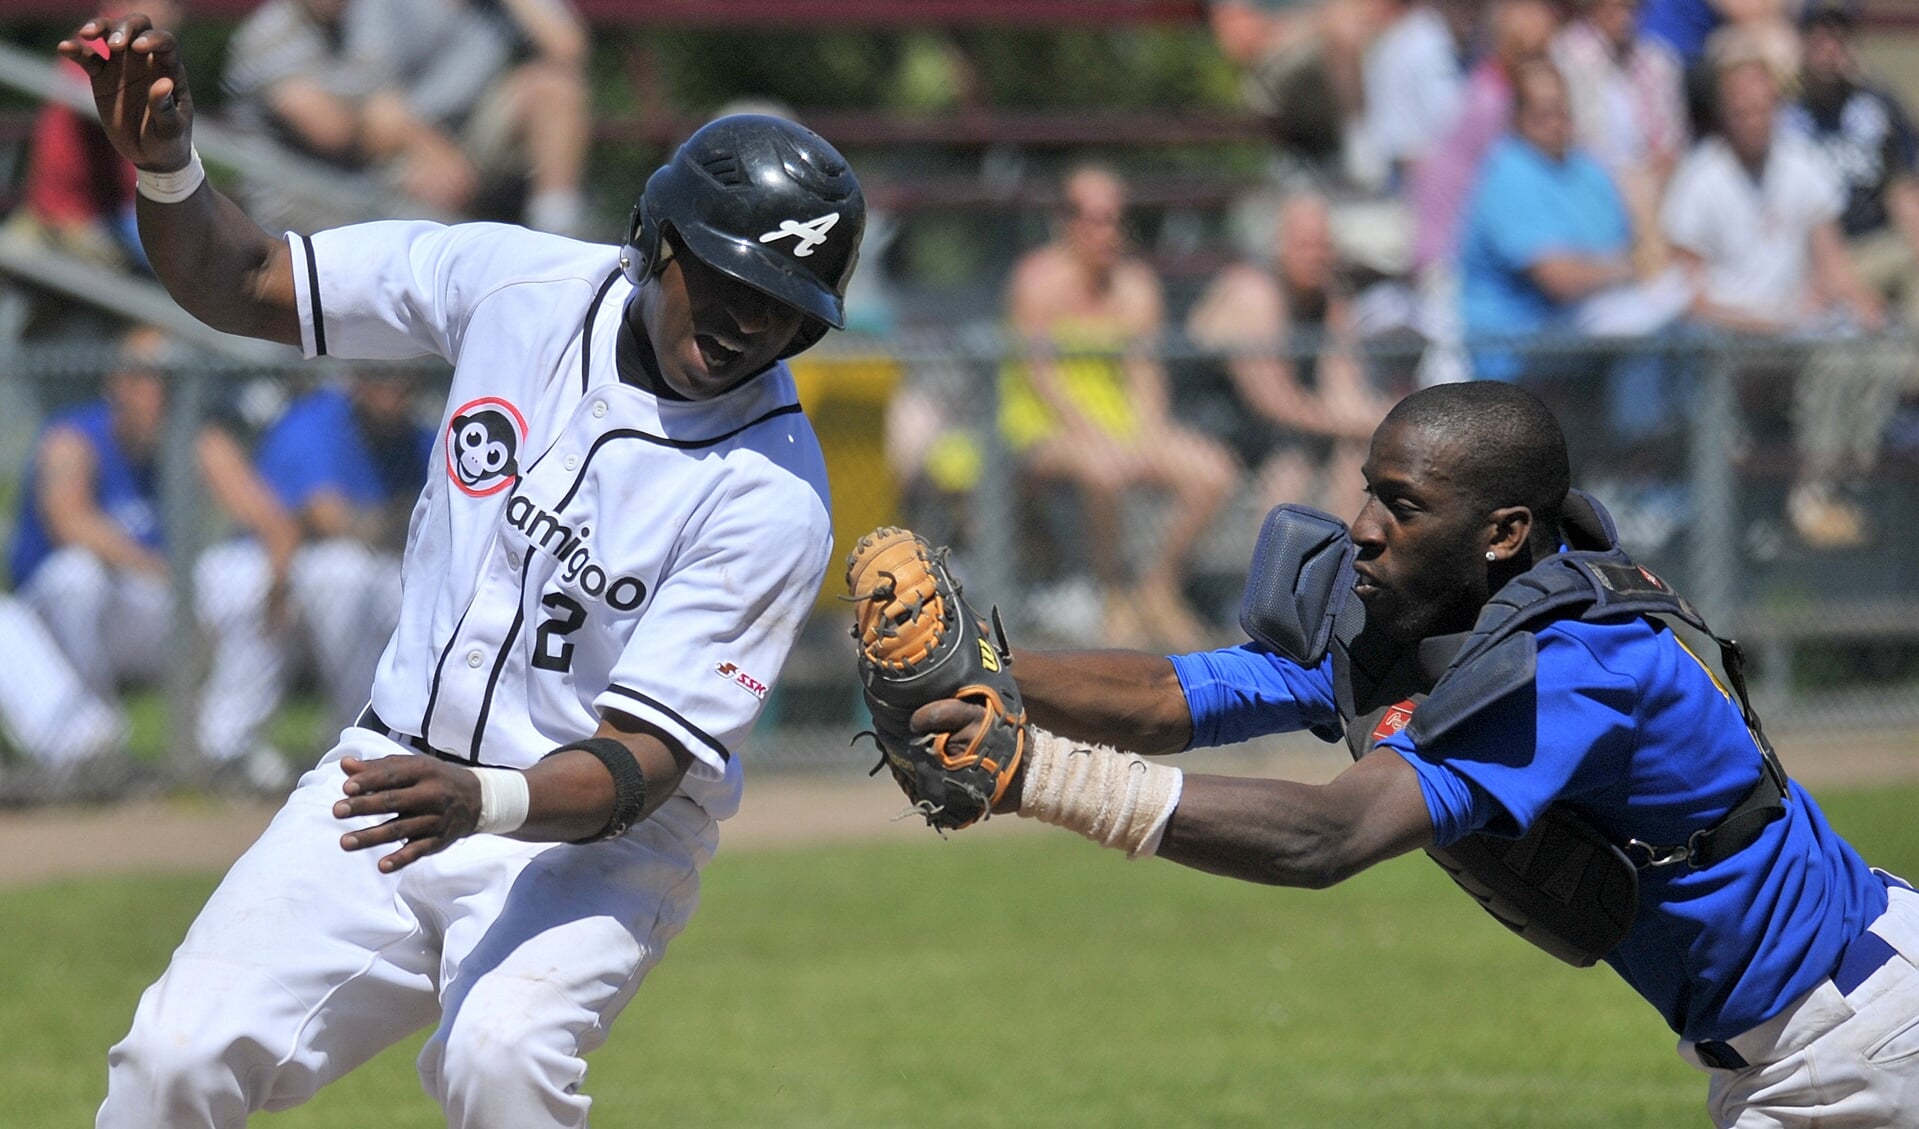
[1457, 59, 1692, 536]
[1664, 53, 1899, 550]
[1409, 0, 1559, 277]
[1785, 0, 1919, 329]
[0, 0, 183, 276]
[1351, 0, 1476, 192]
[1184, 191, 1393, 517]
[1551, 0, 1689, 275]
[224, 0, 590, 236]
[1003, 164, 1238, 650]
[2, 326, 279, 788]
[1404, 0, 1558, 385]
[1208, 0, 1392, 165]
[195, 371, 432, 793]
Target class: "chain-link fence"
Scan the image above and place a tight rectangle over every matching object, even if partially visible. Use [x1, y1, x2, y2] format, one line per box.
[2, 326, 1916, 800]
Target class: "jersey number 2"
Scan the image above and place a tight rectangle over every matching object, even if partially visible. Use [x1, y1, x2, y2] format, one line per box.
[532, 592, 586, 672]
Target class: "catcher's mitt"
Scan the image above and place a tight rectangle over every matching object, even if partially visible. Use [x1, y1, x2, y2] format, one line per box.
[846, 527, 1027, 831]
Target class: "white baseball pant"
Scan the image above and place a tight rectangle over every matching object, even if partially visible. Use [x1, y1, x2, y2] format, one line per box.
[0, 594, 125, 763]
[1681, 876, 1919, 1127]
[194, 538, 402, 762]
[20, 546, 172, 695]
[96, 729, 717, 1128]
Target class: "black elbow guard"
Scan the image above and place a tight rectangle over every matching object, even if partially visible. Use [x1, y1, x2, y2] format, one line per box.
[544, 737, 648, 842]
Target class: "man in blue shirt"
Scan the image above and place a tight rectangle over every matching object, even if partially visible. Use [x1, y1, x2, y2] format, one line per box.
[195, 371, 432, 789]
[910, 380, 1918, 1126]
[1459, 61, 1636, 381]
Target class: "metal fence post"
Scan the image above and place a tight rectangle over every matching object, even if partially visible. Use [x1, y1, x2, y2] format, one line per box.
[963, 324, 1019, 621]
[1686, 339, 1739, 628]
[161, 360, 211, 776]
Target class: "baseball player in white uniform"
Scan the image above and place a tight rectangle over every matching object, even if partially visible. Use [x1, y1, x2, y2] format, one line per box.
[67, 15, 864, 1128]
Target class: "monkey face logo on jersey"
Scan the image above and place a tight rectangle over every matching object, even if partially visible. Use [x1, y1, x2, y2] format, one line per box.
[445, 397, 527, 497]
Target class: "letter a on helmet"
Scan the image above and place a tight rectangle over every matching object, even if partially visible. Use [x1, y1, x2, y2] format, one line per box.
[622, 114, 866, 356]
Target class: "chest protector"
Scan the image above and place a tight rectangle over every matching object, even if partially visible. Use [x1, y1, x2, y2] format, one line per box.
[1239, 491, 1788, 967]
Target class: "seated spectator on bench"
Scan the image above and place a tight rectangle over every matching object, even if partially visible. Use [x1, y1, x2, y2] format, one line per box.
[1184, 191, 1392, 517]
[1551, 0, 1689, 276]
[1664, 50, 1899, 550]
[1785, 0, 1919, 332]
[224, 0, 589, 236]
[1002, 164, 1237, 651]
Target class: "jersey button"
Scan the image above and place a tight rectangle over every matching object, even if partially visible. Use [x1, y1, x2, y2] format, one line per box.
[507, 551, 522, 568]
[564, 454, 580, 471]
[592, 400, 607, 418]
[466, 650, 484, 668]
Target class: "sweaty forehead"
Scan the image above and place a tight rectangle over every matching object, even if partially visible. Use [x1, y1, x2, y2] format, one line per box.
[1367, 420, 1468, 495]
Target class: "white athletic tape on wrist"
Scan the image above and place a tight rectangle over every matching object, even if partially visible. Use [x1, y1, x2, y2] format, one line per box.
[1016, 729, 1183, 859]
[135, 146, 206, 204]
[471, 767, 531, 835]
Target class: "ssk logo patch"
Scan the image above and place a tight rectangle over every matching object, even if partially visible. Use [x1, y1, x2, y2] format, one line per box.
[445, 397, 527, 497]
[758, 213, 839, 257]
[1370, 698, 1417, 746]
[715, 661, 769, 701]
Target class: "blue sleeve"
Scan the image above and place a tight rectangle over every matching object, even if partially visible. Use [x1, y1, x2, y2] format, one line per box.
[1378, 622, 1640, 845]
[1169, 643, 1343, 749]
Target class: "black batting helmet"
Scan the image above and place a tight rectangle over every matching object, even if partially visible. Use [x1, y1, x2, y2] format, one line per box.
[621, 114, 865, 357]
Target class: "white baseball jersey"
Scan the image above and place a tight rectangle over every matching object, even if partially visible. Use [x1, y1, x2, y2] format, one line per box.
[285, 220, 834, 820]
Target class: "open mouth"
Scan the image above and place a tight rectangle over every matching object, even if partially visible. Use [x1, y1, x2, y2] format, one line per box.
[695, 332, 743, 372]
[1352, 568, 1380, 598]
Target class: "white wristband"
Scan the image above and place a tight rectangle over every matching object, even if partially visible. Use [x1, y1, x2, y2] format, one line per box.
[1017, 729, 1184, 859]
[471, 767, 531, 835]
[135, 146, 206, 204]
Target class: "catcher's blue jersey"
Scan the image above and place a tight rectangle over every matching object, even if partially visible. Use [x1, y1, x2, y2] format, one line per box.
[1170, 615, 1889, 1042]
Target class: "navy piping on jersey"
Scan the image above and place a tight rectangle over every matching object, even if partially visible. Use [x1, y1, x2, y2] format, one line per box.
[580, 269, 621, 396]
[300, 233, 327, 357]
[546, 404, 805, 512]
[468, 559, 530, 762]
[419, 599, 475, 752]
[603, 684, 732, 763]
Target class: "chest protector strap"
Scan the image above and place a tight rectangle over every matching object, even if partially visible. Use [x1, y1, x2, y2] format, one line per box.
[1240, 492, 1789, 967]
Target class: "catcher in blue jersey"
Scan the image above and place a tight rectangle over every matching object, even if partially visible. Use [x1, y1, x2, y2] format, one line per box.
[880, 380, 1919, 1127]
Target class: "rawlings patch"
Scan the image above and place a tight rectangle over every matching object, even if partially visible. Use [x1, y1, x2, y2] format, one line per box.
[1371, 699, 1416, 746]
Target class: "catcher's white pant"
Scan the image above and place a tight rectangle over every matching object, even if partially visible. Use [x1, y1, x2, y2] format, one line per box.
[97, 730, 716, 1129]
[1682, 879, 1919, 1128]
[20, 546, 172, 695]
[194, 539, 402, 763]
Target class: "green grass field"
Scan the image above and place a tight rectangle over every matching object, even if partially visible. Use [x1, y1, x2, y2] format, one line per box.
[5, 784, 1916, 1128]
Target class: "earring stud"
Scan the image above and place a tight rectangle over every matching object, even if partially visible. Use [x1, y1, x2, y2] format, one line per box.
[1485, 551, 1497, 562]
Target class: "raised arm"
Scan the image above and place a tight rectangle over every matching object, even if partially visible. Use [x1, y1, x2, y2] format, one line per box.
[57, 16, 300, 345]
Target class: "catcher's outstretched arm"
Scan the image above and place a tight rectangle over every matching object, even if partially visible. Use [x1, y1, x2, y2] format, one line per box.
[1156, 750, 1434, 888]
[58, 16, 300, 346]
[1011, 648, 1194, 756]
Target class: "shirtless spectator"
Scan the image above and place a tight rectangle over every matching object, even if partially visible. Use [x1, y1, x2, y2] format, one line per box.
[224, 0, 589, 236]
[1003, 165, 1238, 650]
[1185, 192, 1393, 517]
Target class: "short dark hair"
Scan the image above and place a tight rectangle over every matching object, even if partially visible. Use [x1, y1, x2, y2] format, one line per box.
[1382, 381, 1569, 539]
